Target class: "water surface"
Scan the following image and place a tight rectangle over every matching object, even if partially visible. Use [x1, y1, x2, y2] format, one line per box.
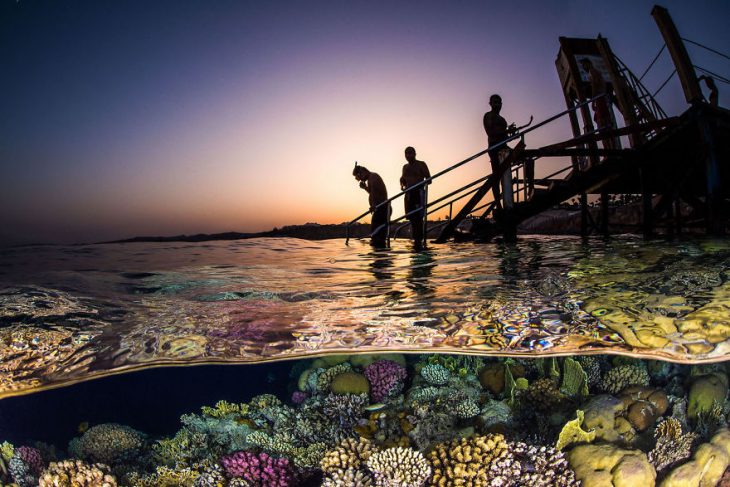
[1, 236, 729, 398]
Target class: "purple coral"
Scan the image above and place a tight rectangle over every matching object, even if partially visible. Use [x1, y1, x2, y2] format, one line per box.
[15, 446, 44, 475]
[291, 391, 309, 405]
[364, 360, 407, 402]
[220, 451, 294, 486]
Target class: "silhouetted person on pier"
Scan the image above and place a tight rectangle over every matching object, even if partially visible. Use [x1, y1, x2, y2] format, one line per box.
[699, 75, 719, 107]
[400, 146, 431, 249]
[484, 94, 533, 206]
[353, 164, 390, 248]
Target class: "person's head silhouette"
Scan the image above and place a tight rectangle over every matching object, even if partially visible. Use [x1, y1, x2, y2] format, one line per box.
[404, 146, 416, 163]
[489, 94, 502, 113]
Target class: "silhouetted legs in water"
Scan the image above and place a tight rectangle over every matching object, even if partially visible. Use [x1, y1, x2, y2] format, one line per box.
[405, 189, 426, 249]
[371, 204, 391, 248]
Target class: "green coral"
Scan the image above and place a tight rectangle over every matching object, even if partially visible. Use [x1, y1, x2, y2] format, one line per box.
[127, 465, 199, 487]
[556, 410, 596, 451]
[560, 357, 589, 398]
[0, 442, 13, 462]
[200, 400, 248, 419]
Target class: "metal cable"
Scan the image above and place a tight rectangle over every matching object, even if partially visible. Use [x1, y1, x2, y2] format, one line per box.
[683, 37, 730, 62]
[639, 44, 666, 81]
[653, 69, 677, 97]
[695, 65, 730, 85]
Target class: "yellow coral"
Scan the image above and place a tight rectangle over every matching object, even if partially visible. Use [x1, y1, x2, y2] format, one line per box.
[427, 434, 509, 486]
[556, 410, 596, 451]
[0, 441, 13, 462]
[200, 400, 246, 418]
[321, 437, 376, 475]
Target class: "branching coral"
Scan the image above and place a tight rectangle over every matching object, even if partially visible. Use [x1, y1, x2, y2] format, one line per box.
[201, 400, 248, 419]
[220, 451, 294, 486]
[322, 393, 368, 428]
[511, 442, 580, 486]
[322, 467, 374, 487]
[39, 460, 117, 487]
[364, 360, 407, 403]
[648, 417, 696, 474]
[427, 434, 513, 486]
[321, 437, 376, 478]
[127, 465, 199, 487]
[366, 446, 431, 487]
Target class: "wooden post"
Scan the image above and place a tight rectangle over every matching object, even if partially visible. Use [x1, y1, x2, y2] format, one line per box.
[581, 193, 589, 236]
[596, 37, 643, 147]
[600, 191, 610, 236]
[651, 5, 703, 104]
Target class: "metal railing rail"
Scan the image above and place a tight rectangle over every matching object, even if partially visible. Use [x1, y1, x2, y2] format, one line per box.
[345, 94, 609, 244]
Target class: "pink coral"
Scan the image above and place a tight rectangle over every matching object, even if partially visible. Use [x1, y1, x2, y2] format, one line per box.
[16, 446, 44, 475]
[291, 391, 308, 405]
[220, 451, 294, 486]
[364, 360, 407, 402]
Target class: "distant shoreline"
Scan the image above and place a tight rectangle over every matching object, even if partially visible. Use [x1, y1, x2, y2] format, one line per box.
[101, 203, 646, 244]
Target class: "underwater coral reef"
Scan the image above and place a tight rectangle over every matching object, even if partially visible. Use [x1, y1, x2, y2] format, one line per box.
[1, 353, 730, 486]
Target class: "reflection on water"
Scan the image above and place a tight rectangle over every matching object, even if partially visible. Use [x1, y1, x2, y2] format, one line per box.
[0, 236, 729, 397]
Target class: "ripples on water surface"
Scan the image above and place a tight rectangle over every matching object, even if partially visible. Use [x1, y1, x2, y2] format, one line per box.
[1, 236, 729, 397]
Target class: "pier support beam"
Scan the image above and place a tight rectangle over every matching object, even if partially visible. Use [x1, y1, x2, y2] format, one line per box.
[600, 191, 610, 236]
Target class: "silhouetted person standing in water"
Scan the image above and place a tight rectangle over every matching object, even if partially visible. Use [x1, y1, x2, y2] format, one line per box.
[400, 146, 431, 249]
[353, 164, 389, 248]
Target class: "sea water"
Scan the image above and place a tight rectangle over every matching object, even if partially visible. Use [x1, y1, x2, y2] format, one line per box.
[0, 236, 729, 486]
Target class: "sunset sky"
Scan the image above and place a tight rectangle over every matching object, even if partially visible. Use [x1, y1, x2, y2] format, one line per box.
[1, 0, 728, 244]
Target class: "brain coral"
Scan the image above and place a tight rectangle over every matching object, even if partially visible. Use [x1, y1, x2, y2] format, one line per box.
[38, 460, 117, 487]
[600, 364, 650, 395]
[364, 360, 408, 403]
[427, 434, 512, 486]
[366, 446, 431, 487]
[78, 423, 145, 466]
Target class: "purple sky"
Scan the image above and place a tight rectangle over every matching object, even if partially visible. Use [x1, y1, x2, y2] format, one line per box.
[1, 0, 728, 244]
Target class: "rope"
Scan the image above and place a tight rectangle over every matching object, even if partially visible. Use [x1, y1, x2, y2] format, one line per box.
[653, 69, 676, 97]
[695, 65, 730, 85]
[683, 37, 730, 62]
[639, 44, 666, 81]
